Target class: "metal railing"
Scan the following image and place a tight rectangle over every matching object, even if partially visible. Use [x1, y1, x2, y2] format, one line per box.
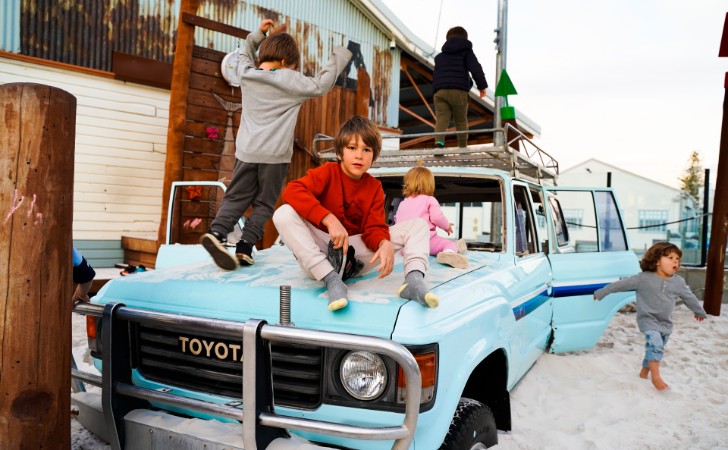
[72, 302, 421, 450]
[312, 124, 559, 184]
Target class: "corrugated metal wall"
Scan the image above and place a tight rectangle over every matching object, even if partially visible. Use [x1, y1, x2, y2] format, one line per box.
[2, 0, 399, 126]
[16, 0, 180, 68]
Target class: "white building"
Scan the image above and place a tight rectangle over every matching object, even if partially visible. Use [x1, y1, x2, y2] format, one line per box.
[559, 159, 702, 262]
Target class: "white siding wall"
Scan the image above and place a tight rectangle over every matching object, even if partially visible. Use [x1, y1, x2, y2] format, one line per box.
[1, 57, 169, 240]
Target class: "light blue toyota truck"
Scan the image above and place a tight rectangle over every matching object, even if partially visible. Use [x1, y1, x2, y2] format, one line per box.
[72, 130, 640, 449]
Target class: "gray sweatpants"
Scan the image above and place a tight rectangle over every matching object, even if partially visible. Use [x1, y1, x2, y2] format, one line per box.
[210, 159, 289, 244]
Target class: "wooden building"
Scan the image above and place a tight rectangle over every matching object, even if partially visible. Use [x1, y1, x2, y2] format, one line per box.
[0, 0, 540, 267]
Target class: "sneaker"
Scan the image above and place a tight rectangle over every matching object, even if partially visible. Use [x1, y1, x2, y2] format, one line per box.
[435, 141, 445, 148]
[327, 241, 345, 277]
[343, 256, 364, 281]
[327, 241, 363, 281]
[200, 231, 239, 271]
[436, 251, 468, 269]
[236, 240, 255, 266]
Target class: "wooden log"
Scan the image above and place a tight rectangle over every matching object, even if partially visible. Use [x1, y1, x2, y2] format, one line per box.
[0, 83, 76, 449]
[157, 0, 201, 246]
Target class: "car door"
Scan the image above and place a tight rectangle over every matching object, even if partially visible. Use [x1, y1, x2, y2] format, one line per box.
[542, 187, 640, 353]
[507, 183, 553, 378]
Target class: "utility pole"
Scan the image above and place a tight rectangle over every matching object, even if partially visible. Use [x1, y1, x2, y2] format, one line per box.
[704, 13, 728, 316]
[494, 0, 508, 146]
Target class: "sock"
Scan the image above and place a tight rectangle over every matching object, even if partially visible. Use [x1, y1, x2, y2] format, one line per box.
[323, 270, 348, 311]
[398, 270, 439, 308]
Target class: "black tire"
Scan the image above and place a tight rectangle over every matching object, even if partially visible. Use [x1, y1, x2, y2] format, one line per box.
[439, 398, 498, 450]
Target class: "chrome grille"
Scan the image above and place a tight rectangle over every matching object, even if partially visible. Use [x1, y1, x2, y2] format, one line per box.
[133, 324, 323, 409]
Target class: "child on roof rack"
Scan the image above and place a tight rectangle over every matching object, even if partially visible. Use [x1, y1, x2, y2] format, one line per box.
[394, 166, 468, 269]
[273, 116, 439, 311]
[432, 26, 488, 148]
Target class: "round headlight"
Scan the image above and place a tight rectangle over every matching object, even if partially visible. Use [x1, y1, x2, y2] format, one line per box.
[340, 351, 387, 400]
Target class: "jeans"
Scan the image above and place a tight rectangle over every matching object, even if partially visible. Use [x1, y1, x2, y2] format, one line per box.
[642, 330, 670, 368]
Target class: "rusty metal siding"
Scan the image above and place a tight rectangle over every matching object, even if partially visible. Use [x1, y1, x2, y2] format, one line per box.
[17, 0, 180, 71]
[193, 0, 399, 126]
[7, 0, 399, 126]
[0, 0, 21, 53]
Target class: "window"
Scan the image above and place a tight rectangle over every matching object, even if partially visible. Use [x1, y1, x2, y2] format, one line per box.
[595, 191, 627, 251]
[380, 174, 505, 253]
[548, 196, 570, 248]
[441, 201, 503, 251]
[530, 187, 548, 252]
[548, 191, 597, 253]
[513, 185, 538, 256]
[638, 210, 668, 233]
[562, 209, 583, 229]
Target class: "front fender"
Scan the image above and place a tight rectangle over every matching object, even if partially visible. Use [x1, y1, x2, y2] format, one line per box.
[393, 286, 515, 445]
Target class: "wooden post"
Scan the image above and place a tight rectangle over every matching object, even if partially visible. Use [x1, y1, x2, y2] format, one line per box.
[157, 0, 201, 246]
[0, 83, 76, 448]
[704, 14, 728, 316]
[703, 73, 728, 316]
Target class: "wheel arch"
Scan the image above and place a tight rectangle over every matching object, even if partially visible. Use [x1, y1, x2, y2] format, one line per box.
[460, 348, 511, 431]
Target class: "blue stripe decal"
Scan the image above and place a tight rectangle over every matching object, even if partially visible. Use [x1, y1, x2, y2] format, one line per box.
[512, 283, 613, 319]
[552, 283, 609, 298]
[512, 290, 550, 321]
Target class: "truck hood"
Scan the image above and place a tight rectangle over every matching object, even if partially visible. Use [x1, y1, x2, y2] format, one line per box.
[94, 245, 498, 338]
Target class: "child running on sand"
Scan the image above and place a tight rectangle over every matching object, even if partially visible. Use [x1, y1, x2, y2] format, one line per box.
[394, 166, 468, 268]
[593, 242, 707, 390]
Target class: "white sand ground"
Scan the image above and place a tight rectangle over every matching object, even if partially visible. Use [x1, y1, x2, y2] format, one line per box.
[71, 302, 728, 450]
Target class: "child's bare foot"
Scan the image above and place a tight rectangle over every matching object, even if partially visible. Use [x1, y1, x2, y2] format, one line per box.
[639, 367, 649, 379]
[647, 360, 668, 390]
[651, 376, 669, 391]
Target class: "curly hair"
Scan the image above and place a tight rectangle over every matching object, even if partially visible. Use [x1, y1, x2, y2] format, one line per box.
[402, 166, 435, 197]
[639, 242, 682, 272]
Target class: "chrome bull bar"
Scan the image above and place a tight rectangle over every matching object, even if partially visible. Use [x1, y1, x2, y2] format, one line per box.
[72, 302, 421, 450]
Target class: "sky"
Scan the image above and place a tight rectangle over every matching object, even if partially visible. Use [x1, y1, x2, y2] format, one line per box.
[383, 0, 726, 189]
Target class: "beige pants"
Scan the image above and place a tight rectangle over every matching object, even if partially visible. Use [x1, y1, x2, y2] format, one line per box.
[272, 204, 430, 281]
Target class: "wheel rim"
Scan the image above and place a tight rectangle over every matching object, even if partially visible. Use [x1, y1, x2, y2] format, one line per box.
[470, 444, 488, 450]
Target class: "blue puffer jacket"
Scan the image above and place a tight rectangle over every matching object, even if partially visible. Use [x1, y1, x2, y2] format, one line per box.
[432, 37, 488, 93]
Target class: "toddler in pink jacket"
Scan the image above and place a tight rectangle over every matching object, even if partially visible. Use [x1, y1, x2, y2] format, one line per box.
[394, 166, 468, 268]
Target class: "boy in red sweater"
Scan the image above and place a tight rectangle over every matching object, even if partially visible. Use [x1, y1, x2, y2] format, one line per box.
[272, 116, 438, 311]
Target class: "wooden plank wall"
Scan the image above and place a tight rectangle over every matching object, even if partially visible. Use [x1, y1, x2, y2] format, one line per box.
[173, 45, 357, 249]
[0, 56, 169, 244]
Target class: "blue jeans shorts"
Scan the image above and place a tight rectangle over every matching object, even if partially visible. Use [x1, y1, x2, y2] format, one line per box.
[642, 330, 670, 368]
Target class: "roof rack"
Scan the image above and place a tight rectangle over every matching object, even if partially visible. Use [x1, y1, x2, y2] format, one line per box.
[314, 124, 559, 185]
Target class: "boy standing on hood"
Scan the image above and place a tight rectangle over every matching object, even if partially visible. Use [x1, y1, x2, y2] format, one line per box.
[432, 26, 488, 148]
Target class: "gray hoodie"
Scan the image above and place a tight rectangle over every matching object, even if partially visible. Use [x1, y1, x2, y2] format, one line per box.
[594, 271, 707, 334]
[235, 29, 352, 164]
